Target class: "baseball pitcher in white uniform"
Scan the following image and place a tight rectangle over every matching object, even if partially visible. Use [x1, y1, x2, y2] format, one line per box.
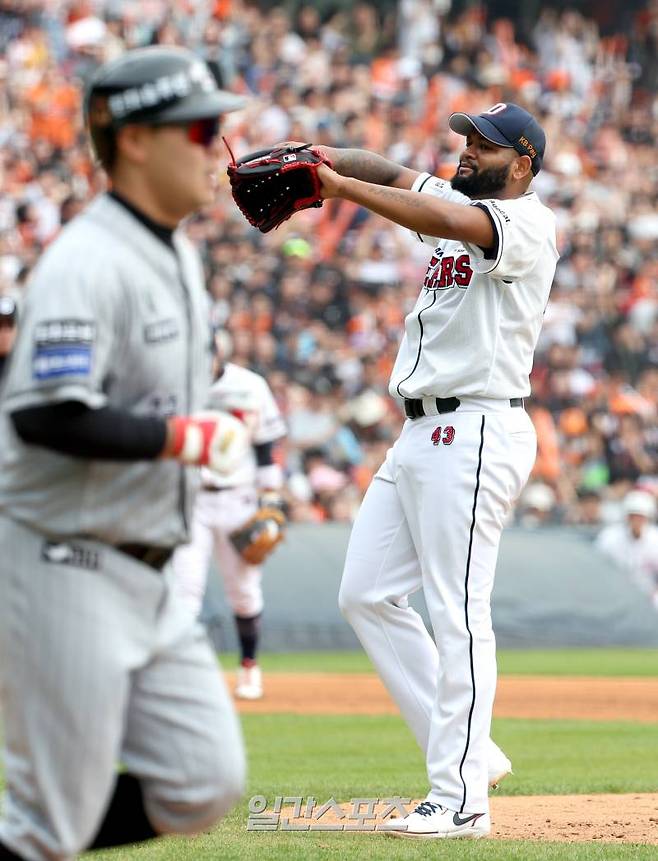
[309, 103, 558, 838]
[172, 348, 287, 700]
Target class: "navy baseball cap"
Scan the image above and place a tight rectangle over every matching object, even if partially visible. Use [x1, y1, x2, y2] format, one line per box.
[449, 103, 545, 175]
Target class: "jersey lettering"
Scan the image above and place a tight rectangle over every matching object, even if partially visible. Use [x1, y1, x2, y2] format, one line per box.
[34, 319, 96, 346]
[454, 256, 473, 287]
[424, 254, 473, 291]
[423, 252, 442, 290]
[438, 257, 454, 288]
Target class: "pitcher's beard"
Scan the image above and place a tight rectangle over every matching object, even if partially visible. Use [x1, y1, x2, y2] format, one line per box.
[450, 162, 511, 197]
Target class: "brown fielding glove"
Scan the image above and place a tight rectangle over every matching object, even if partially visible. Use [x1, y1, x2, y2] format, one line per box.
[225, 141, 332, 233]
[229, 506, 287, 565]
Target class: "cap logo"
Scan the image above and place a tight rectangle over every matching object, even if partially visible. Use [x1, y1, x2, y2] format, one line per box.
[108, 61, 215, 120]
[517, 135, 537, 158]
[484, 103, 507, 115]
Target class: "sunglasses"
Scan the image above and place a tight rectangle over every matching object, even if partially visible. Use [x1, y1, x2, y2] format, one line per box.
[184, 116, 220, 148]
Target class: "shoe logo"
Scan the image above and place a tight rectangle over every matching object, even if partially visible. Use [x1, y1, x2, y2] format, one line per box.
[453, 812, 483, 827]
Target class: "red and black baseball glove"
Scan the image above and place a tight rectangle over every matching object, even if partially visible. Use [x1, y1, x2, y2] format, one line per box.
[225, 141, 332, 233]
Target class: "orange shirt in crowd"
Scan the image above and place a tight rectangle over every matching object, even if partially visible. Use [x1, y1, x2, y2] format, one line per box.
[26, 79, 80, 149]
[529, 406, 561, 483]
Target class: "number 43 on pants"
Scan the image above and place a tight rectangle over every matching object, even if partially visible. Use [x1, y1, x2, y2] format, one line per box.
[431, 426, 455, 446]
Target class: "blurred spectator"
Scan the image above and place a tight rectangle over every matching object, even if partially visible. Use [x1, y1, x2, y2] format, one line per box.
[567, 488, 604, 527]
[516, 482, 558, 527]
[596, 489, 658, 609]
[0, 296, 17, 380]
[1, 0, 657, 522]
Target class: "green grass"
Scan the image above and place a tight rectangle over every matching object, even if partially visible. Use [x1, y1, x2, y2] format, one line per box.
[87, 714, 658, 860]
[92, 829, 658, 861]
[246, 715, 658, 799]
[219, 648, 658, 677]
[94, 828, 658, 861]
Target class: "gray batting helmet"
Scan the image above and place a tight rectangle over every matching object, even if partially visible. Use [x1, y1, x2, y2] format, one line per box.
[85, 46, 246, 167]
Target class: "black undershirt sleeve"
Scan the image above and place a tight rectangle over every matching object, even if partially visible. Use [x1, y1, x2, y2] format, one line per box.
[254, 440, 274, 466]
[11, 401, 168, 461]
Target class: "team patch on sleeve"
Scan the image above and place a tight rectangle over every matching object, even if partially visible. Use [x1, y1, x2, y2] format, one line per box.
[32, 319, 95, 380]
[144, 318, 180, 343]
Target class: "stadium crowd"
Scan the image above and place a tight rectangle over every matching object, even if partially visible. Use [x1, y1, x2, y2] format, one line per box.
[1, 0, 657, 525]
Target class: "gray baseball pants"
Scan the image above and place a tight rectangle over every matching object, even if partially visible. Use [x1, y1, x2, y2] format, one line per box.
[0, 515, 245, 861]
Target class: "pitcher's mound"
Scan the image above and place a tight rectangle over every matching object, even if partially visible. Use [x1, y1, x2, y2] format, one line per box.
[491, 793, 658, 842]
[273, 794, 658, 843]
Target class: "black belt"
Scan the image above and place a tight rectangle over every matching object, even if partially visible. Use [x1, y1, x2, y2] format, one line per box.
[404, 396, 523, 420]
[117, 543, 174, 571]
[201, 485, 234, 493]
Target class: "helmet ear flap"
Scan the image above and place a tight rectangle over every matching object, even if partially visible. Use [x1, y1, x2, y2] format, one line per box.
[86, 92, 117, 170]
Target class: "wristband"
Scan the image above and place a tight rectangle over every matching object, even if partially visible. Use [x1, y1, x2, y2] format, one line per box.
[169, 417, 216, 465]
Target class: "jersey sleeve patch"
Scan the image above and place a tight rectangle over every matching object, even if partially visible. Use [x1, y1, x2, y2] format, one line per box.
[32, 319, 95, 380]
[144, 318, 180, 343]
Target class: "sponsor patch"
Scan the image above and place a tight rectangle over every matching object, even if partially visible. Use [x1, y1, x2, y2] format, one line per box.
[144, 318, 180, 343]
[32, 318, 95, 380]
[33, 345, 92, 379]
[41, 541, 101, 571]
[518, 135, 537, 159]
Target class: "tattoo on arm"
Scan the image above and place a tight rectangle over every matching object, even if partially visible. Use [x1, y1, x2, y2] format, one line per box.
[330, 149, 402, 186]
[367, 186, 425, 208]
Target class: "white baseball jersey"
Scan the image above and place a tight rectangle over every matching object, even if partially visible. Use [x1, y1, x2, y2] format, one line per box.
[173, 364, 286, 619]
[201, 362, 286, 488]
[389, 173, 559, 400]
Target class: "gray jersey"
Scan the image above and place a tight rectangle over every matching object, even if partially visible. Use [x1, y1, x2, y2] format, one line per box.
[0, 194, 211, 546]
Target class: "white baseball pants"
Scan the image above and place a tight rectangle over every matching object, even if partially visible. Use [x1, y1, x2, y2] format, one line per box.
[0, 516, 246, 861]
[339, 399, 536, 814]
[172, 487, 263, 619]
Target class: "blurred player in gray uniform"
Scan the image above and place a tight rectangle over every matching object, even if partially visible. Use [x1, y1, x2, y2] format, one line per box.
[0, 47, 250, 861]
[172, 336, 287, 700]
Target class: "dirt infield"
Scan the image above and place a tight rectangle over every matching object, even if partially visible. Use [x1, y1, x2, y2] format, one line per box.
[230, 672, 658, 722]
[271, 795, 658, 843]
[231, 672, 658, 844]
